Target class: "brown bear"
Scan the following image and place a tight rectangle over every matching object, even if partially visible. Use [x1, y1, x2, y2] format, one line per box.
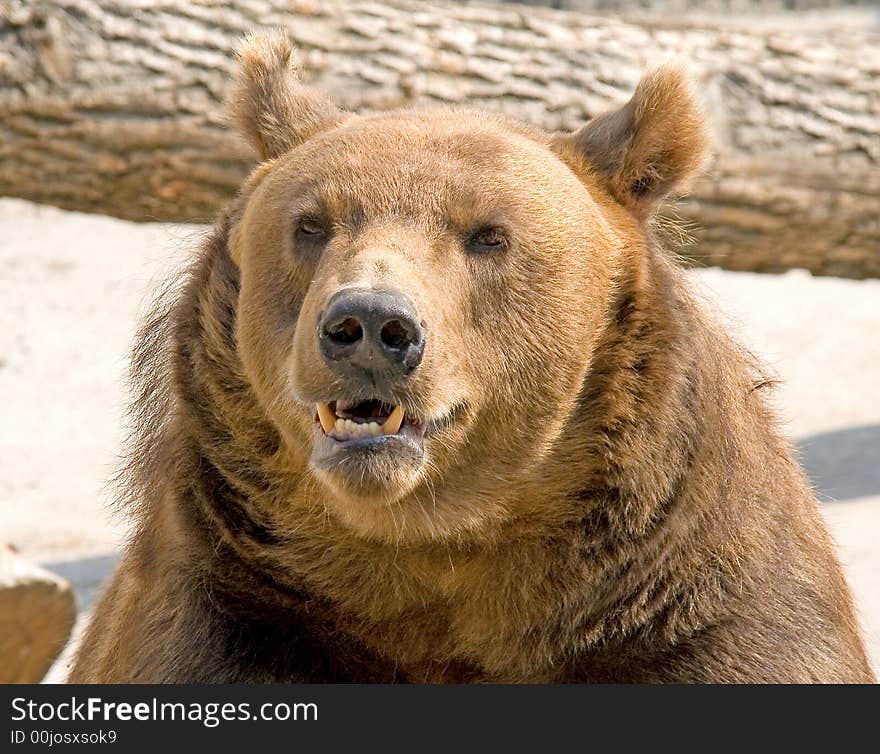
[70, 31, 874, 684]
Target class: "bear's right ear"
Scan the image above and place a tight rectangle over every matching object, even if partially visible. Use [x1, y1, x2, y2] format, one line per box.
[552, 65, 708, 221]
[227, 30, 345, 161]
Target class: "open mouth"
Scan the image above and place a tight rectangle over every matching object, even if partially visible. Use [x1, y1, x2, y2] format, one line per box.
[310, 398, 426, 483]
[309, 397, 465, 490]
[314, 399, 417, 442]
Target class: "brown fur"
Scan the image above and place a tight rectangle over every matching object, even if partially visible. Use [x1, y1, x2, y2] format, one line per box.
[71, 32, 873, 684]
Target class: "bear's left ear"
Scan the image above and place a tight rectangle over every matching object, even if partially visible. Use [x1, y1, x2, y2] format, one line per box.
[227, 30, 345, 161]
[553, 65, 709, 220]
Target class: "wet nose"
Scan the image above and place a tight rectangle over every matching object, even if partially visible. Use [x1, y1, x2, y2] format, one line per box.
[318, 288, 425, 378]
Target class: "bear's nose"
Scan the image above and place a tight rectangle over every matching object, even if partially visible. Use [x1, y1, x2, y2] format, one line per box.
[318, 288, 425, 379]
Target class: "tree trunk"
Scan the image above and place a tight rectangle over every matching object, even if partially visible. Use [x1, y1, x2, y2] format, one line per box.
[1, 0, 878, 277]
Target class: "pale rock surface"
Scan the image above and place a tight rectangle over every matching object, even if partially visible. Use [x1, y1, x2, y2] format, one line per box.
[0, 544, 76, 683]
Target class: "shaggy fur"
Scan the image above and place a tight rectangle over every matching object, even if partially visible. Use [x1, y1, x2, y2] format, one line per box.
[71, 32, 874, 684]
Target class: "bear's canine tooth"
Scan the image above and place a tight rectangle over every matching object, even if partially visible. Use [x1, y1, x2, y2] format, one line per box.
[316, 402, 336, 433]
[382, 405, 405, 435]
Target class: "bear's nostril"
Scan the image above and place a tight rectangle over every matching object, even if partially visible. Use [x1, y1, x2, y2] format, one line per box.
[318, 288, 425, 376]
[328, 317, 363, 345]
[380, 320, 413, 351]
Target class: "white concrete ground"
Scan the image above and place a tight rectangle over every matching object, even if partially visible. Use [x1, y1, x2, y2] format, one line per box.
[1, 197, 877, 679]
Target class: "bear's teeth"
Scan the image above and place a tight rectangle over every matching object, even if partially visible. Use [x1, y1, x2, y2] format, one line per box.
[316, 402, 405, 438]
[316, 402, 336, 433]
[330, 420, 383, 441]
[382, 405, 405, 435]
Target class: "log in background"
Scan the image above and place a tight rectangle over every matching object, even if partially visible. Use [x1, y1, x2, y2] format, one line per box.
[1, 0, 878, 277]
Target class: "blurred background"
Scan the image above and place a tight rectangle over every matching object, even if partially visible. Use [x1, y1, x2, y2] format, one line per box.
[1, 0, 878, 682]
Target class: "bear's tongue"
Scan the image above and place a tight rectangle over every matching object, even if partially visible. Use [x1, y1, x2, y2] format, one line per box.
[315, 400, 405, 438]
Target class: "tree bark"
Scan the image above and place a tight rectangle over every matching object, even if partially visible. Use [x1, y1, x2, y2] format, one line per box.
[1, 0, 878, 277]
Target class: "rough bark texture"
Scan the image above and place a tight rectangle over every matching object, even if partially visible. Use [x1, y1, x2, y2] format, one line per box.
[0, 545, 76, 683]
[478, 0, 879, 12]
[1, 0, 878, 277]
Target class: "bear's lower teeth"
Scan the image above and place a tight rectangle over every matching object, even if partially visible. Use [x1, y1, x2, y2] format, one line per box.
[316, 403, 405, 438]
[334, 418, 381, 438]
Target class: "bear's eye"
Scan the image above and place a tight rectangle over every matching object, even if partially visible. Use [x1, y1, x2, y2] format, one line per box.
[295, 216, 328, 240]
[465, 226, 508, 255]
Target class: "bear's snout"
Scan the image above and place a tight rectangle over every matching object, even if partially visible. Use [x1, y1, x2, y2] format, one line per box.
[317, 287, 425, 386]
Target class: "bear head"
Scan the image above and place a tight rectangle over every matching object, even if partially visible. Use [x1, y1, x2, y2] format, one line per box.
[224, 30, 708, 542]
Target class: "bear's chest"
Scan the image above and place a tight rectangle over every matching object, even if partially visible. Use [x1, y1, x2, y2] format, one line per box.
[294, 536, 590, 681]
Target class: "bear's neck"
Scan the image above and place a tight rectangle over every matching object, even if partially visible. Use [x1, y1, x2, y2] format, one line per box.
[562, 242, 705, 540]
